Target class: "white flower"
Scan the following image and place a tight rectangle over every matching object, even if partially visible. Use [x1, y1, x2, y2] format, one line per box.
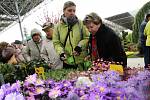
[76, 77, 93, 87]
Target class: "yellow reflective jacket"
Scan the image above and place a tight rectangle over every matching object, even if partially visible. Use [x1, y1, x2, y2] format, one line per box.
[53, 20, 90, 65]
[144, 21, 150, 46]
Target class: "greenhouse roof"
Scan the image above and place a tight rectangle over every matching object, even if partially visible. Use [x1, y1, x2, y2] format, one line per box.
[105, 12, 134, 30]
[0, 0, 44, 33]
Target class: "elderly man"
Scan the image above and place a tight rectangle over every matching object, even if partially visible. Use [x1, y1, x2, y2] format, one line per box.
[41, 22, 63, 69]
[23, 28, 43, 61]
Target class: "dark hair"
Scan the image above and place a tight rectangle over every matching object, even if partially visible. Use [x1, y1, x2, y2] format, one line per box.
[2, 45, 15, 63]
[63, 1, 76, 11]
[14, 40, 22, 44]
[83, 12, 102, 25]
[146, 13, 150, 20]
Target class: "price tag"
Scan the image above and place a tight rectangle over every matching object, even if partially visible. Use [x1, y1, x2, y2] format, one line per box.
[110, 64, 124, 75]
[35, 67, 45, 80]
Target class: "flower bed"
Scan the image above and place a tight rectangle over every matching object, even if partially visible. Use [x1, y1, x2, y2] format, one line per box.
[0, 69, 150, 100]
[0, 59, 150, 100]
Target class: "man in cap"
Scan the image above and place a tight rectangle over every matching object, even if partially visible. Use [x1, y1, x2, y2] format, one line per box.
[11, 40, 25, 63]
[41, 22, 63, 69]
[23, 28, 43, 61]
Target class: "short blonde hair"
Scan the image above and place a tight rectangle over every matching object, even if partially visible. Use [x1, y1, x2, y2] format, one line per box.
[83, 12, 102, 25]
[63, 1, 76, 11]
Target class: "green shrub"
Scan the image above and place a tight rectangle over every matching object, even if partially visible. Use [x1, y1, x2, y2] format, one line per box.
[45, 69, 76, 81]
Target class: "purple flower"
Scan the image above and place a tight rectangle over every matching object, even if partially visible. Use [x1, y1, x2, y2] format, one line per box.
[110, 88, 126, 98]
[48, 89, 61, 99]
[45, 79, 55, 88]
[1, 83, 11, 95]
[35, 86, 45, 95]
[91, 83, 108, 95]
[11, 81, 21, 93]
[4, 92, 25, 100]
[136, 70, 150, 81]
[124, 86, 142, 99]
[35, 79, 44, 86]
[24, 74, 37, 86]
[0, 89, 4, 100]
[89, 92, 101, 100]
[66, 91, 80, 100]
[91, 74, 106, 84]
[73, 88, 86, 97]
[61, 80, 72, 87]
[26, 96, 35, 100]
[80, 94, 89, 100]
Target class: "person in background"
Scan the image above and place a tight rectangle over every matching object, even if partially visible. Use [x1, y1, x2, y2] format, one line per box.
[41, 22, 63, 69]
[83, 12, 127, 67]
[0, 42, 9, 63]
[53, 1, 89, 69]
[11, 40, 26, 63]
[144, 20, 150, 68]
[139, 13, 150, 68]
[1, 45, 17, 64]
[23, 28, 43, 62]
[0, 42, 17, 64]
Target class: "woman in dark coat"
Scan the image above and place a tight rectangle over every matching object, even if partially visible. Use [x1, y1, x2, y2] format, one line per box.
[83, 12, 127, 67]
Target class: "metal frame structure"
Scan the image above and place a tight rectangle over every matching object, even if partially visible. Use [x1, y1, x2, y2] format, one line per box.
[0, 0, 44, 41]
[0, 0, 134, 42]
[105, 12, 134, 30]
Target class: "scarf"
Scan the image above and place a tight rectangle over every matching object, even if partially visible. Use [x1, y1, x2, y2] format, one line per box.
[61, 14, 78, 26]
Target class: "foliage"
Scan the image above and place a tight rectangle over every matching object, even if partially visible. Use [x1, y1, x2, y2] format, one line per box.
[45, 69, 76, 81]
[125, 33, 133, 43]
[125, 51, 139, 58]
[0, 58, 82, 84]
[122, 31, 138, 52]
[132, 1, 150, 43]
[126, 43, 138, 52]
[24, 59, 49, 74]
[0, 63, 16, 84]
[0, 59, 50, 84]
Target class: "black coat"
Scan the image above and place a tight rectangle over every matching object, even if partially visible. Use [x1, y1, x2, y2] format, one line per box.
[89, 24, 127, 67]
